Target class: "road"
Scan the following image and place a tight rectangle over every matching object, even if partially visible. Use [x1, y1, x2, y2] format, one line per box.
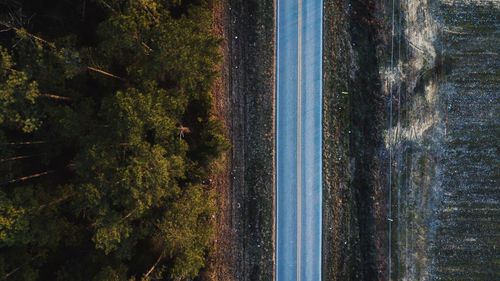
[276, 0, 323, 280]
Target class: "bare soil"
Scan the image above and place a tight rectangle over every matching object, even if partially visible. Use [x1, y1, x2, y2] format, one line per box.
[205, 0, 235, 280]
[372, 0, 499, 280]
[323, 0, 389, 280]
[206, 0, 275, 280]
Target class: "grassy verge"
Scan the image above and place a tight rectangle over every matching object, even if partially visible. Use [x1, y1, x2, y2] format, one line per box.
[323, 0, 388, 280]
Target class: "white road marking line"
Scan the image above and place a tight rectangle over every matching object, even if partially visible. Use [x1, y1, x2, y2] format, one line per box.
[296, 0, 303, 280]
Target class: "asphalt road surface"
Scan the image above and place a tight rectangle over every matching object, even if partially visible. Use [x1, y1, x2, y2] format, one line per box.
[276, 0, 323, 280]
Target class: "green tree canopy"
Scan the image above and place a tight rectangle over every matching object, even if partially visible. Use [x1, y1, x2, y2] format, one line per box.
[0, 0, 228, 280]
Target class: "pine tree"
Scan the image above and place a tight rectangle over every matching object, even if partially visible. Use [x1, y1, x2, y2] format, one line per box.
[0, 0, 227, 279]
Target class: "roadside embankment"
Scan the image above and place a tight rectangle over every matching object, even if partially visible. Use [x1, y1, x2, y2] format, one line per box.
[323, 0, 388, 280]
[207, 0, 275, 280]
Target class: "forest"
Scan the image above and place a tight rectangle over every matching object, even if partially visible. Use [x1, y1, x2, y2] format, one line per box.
[0, 0, 228, 280]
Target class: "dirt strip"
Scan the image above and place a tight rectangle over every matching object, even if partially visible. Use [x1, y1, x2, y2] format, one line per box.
[206, 0, 275, 280]
[205, 0, 235, 280]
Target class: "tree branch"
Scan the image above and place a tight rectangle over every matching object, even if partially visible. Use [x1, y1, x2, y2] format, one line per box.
[39, 94, 72, 101]
[0, 154, 38, 163]
[3, 254, 42, 279]
[0, 21, 56, 49]
[0, 21, 126, 82]
[0, 170, 55, 186]
[87, 66, 125, 81]
[142, 252, 164, 280]
[36, 194, 75, 212]
[0, 141, 46, 145]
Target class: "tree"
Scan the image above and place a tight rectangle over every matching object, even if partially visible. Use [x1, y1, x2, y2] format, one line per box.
[157, 184, 216, 280]
[0, 47, 42, 133]
[0, 0, 226, 279]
